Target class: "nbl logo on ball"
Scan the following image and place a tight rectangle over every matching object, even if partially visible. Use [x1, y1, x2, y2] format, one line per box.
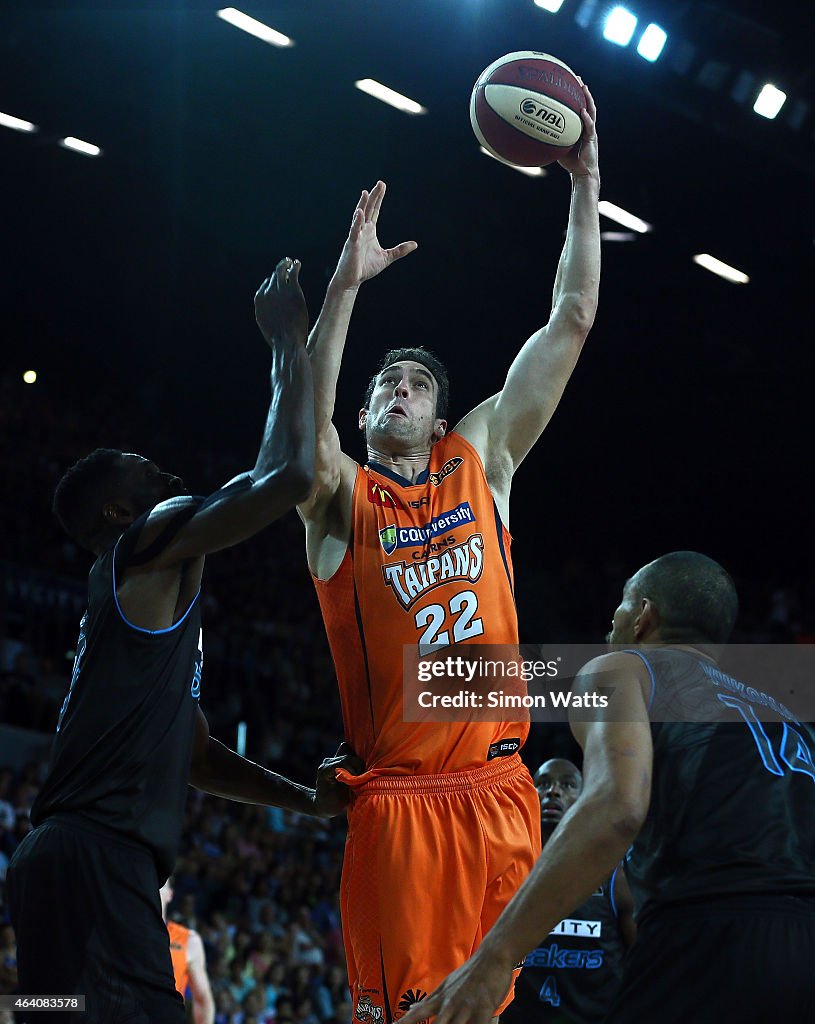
[520, 98, 566, 136]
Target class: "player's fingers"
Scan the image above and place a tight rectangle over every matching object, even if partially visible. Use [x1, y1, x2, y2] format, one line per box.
[399, 997, 435, 1024]
[337, 754, 366, 776]
[349, 207, 364, 237]
[583, 84, 597, 122]
[386, 240, 418, 264]
[369, 180, 386, 224]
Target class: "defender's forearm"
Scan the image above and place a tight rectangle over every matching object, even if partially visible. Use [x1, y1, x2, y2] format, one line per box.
[253, 340, 315, 488]
[189, 737, 317, 814]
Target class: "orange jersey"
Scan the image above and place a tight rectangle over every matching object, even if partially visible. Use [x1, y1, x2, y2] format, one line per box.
[166, 920, 190, 997]
[314, 432, 527, 775]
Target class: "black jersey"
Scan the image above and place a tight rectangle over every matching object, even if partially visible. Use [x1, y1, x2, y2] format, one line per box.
[31, 513, 203, 879]
[502, 869, 626, 1024]
[625, 648, 815, 923]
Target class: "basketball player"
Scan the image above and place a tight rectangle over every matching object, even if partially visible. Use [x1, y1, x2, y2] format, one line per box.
[159, 877, 214, 1024]
[500, 759, 634, 1024]
[299, 83, 599, 1021]
[6, 259, 362, 1023]
[401, 552, 815, 1024]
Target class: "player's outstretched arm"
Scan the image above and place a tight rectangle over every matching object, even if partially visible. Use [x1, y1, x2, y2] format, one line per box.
[307, 181, 417, 436]
[399, 650, 651, 1024]
[132, 258, 315, 569]
[300, 182, 416, 511]
[455, 83, 600, 498]
[189, 710, 365, 816]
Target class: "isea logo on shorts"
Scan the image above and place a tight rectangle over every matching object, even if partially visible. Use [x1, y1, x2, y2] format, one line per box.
[378, 501, 475, 555]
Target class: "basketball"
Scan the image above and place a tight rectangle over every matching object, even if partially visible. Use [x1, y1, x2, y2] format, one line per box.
[470, 51, 586, 167]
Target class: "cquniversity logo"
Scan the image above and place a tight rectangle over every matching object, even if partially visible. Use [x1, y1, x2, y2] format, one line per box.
[380, 502, 476, 555]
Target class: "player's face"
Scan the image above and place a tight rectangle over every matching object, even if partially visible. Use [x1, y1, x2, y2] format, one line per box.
[535, 760, 582, 827]
[120, 454, 187, 513]
[606, 579, 640, 647]
[364, 361, 443, 449]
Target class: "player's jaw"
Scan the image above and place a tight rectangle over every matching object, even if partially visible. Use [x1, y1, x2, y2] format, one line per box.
[540, 796, 565, 826]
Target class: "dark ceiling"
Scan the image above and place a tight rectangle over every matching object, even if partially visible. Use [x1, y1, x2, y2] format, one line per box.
[3, 0, 814, 594]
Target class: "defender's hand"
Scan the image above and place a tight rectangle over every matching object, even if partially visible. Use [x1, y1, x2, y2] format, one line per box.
[398, 949, 515, 1024]
[313, 741, 365, 817]
[557, 82, 599, 181]
[255, 257, 309, 347]
[332, 181, 417, 291]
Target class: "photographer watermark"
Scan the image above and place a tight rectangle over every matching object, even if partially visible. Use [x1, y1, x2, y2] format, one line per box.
[402, 644, 815, 724]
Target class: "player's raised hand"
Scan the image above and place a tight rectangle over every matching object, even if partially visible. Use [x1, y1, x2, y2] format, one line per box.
[332, 181, 418, 291]
[398, 949, 515, 1024]
[313, 741, 365, 817]
[557, 81, 599, 180]
[254, 257, 309, 348]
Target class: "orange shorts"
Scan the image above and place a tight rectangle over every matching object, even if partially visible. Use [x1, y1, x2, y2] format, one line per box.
[339, 753, 540, 1022]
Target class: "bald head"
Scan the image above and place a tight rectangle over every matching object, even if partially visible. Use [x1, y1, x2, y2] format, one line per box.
[534, 758, 583, 835]
[609, 551, 738, 648]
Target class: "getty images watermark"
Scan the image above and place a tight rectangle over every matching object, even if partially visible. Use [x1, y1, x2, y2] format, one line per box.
[402, 644, 815, 724]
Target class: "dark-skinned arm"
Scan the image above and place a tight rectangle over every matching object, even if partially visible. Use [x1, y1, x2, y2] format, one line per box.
[188, 708, 362, 817]
[133, 257, 316, 569]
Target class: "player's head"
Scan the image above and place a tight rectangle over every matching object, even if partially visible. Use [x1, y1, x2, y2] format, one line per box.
[360, 347, 449, 452]
[534, 758, 582, 837]
[53, 448, 186, 554]
[159, 875, 174, 918]
[607, 551, 738, 649]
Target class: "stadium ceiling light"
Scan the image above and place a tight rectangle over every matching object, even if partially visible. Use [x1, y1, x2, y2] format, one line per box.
[0, 111, 38, 133]
[479, 146, 547, 177]
[637, 23, 667, 62]
[216, 8, 294, 47]
[598, 200, 652, 233]
[753, 83, 786, 119]
[23, 370, 38, 384]
[354, 79, 427, 115]
[603, 7, 637, 46]
[533, 0, 566, 12]
[59, 136, 102, 157]
[600, 230, 637, 241]
[693, 253, 749, 285]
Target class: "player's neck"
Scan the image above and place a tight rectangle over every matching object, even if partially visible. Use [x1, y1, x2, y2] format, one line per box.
[366, 445, 432, 482]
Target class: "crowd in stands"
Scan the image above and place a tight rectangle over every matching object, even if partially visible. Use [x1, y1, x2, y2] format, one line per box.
[2, 372, 814, 1020]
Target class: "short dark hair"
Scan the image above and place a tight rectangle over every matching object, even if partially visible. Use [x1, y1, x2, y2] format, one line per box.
[363, 347, 449, 420]
[52, 448, 125, 551]
[633, 551, 738, 645]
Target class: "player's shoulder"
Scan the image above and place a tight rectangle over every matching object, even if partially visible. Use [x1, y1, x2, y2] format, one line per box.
[574, 651, 653, 706]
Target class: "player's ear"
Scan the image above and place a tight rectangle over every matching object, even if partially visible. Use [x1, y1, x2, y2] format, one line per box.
[432, 418, 447, 442]
[633, 598, 659, 641]
[358, 408, 368, 432]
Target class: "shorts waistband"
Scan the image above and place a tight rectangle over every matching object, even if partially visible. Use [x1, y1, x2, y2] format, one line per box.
[356, 752, 528, 796]
[40, 812, 155, 859]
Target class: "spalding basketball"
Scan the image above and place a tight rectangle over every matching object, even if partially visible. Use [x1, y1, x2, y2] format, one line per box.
[470, 51, 586, 167]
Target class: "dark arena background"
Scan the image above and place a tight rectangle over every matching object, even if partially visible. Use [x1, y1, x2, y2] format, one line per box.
[1, 1, 814, 1021]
